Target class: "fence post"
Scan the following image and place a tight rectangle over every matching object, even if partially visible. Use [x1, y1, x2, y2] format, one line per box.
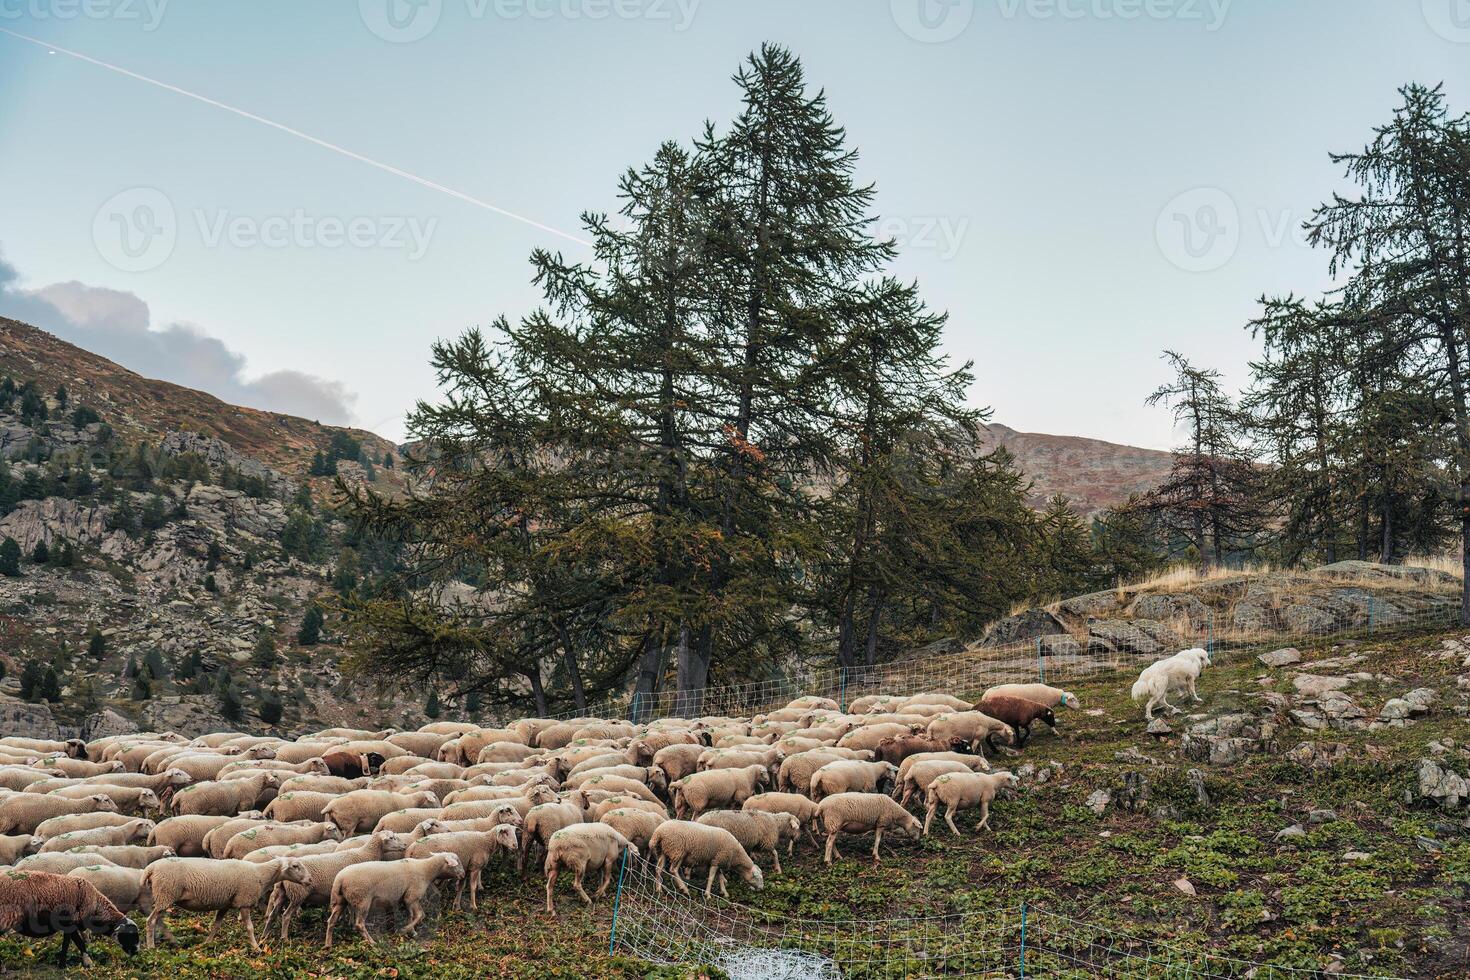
[608, 848, 628, 956]
[839, 667, 848, 712]
[1207, 611, 1214, 660]
[1367, 595, 1374, 635]
[1019, 901, 1027, 977]
[1036, 638, 1044, 684]
[629, 691, 641, 726]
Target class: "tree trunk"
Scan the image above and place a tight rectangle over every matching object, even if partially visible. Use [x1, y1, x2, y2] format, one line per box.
[1379, 494, 1394, 564]
[525, 663, 547, 717]
[633, 631, 662, 702]
[674, 625, 706, 718]
[862, 588, 883, 667]
[555, 621, 586, 711]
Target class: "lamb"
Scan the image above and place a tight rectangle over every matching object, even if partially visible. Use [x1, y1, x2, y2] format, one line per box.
[647, 820, 763, 898]
[982, 683, 1079, 710]
[597, 807, 667, 855]
[406, 825, 519, 909]
[170, 772, 279, 816]
[142, 856, 311, 951]
[808, 760, 898, 802]
[896, 759, 977, 806]
[670, 765, 769, 819]
[264, 790, 339, 823]
[68, 864, 152, 915]
[696, 810, 801, 874]
[0, 869, 140, 967]
[221, 820, 344, 859]
[322, 789, 441, 835]
[653, 743, 706, 784]
[741, 793, 822, 852]
[975, 694, 1057, 749]
[519, 792, 591, 873]
[16, 852, 122, 874]
[38, 819, 154, 852]
[922, 770, 1019, 835]
[0, 793, 119, 835]
[0, 832, 38, 864]
[64, 845, 175, 869]
[540, 824, 638, 912]
[1131, 648, 1211, 720]
[324, 853, 463, 947]
[50, 785, 162, 816]
[147, 814, 241, 857]
[815, 792, 923, 865]
[372, 807, 450, 835]
[260, 829, 409, 939]
[925, 711, 1015, 754]
[895, 751, 990, 788]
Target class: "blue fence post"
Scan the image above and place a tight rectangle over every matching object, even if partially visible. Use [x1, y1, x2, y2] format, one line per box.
[608, 848, 628, 956]
[628, 691, 641, 726]
[1207, 611, 1214, 659]
[1367, 596, 1374, 635]
[1036, 638, 1044, 684]
[839, 667, 848, 712]
[1019, 901, 1027, 977]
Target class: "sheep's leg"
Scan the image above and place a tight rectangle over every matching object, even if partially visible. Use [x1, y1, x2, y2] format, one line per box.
[717, 870, 729, 899]
[871, 828, 884, 864]
[1015, 724, 1030, 750]
[595, 862, 613, 899]
[572, 868, 593, 906]
[241, 908, 259, 952]
[469, 860, 483, 911]
[545, 865, 558, 914]
[355, 906, 376, 947]
[704, 865, 718, 898]
[976, 799, 992, 832]
[945, 805, 961, 836]
[207, 908, 227, 940]
[145, 909, 160, 950]
[770, 847, 782, 875]
[74, 932, 92, 968]
[261, 886, 281, 935]
[823, 833, 836, 865]
[324, 899, 342, 949]
[923, 802, 937, 837]
[401, 899, 424, 936]
[653, 855, 665, 894]
[54, 931, 70, 968]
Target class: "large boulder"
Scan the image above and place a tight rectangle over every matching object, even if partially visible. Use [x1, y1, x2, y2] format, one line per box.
[1128, 593, 1211, 626]
[981, 608, 1068, 648]
[1088, 620, 1167, 656]
[1056, 591, 1122, 619]
[0, 700, 61, 739]
[1415, 758, 1468, 809]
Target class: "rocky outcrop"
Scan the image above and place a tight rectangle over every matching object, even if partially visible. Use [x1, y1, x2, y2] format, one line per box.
[981, 608, 1068, 647]
[1414, 758, 1468, 809]
[0, 497, 114, 552]
[0, 700, 61, 739]
[159, 430, 295, 497]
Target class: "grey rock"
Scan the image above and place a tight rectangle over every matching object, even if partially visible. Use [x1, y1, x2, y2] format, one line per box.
[1416, 758, 1469, 809]
[1307, 809, 1337, 824]
[1056, 590, 1123, 618]
[1258, 648, 1302, 668]
[1128, 593, 1211, 626]
[1088, 620, 1165, 656]
[981, 608, 1068, 648]
[1085, 789, 1111, 815]
[1182, 733, 1253, 766]
[1274, 824, 1307, 841]
[1293, 674, 1351, 698]
[1145, 717, 1173, 737]
[1285, 742, 1349, 769]
[1281, 604, 1338, 634]
[1186, 768, 1211, 807]
[0, 700, 60, 739]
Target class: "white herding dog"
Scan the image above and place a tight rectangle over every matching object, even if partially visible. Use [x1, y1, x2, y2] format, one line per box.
[1130, 648, 1211, 721]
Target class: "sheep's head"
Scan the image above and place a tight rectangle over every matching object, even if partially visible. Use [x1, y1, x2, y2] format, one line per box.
[248, 745, 279, 761]
[527, 784, 558, 807]
[740, 862, 764, 891]
[409, 791, 441, 808]
[411, 819, 447, 840]
[491, 804, 524, 828]
[1041, 708, 1057, 728]
[1060, 692, 1078, 709]
[305, 758, 331, 775]
[898, 814, 923, 841]
[991, 726, 1016, 747]
[645, 767, 668, 795]
[323, 823, 346, 842]
[277, 858, 312, 886]
[124, 820, 153, 843]
[492, 824, 519, 851]
[751, 766, 771, 789]
[109, 917, 141, 956]
[88, 795, 121, 813]
[435, 853, 465, 881]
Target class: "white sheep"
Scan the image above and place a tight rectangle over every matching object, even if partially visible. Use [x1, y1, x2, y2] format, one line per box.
[260, 829, 410, 939]
[0, 794, 119, 835]
[406, 825, 519, 909]
[68, 864, 152, 915]
[696, 810, 801, 874]
[543, 823, 637, 913]
[65, 845, 176, 869]
[0, 832, 38, 864]
[648, 820, 764, 898]
[147, 815, 241, 857]
[1131, 648, 1211, 720]
[897, 759, 980, 807]
[670, 765, 769, 819]
[142, 856, 310, 951]
[221, 821, 344, 859]
[923, 770, 1019, 835]
[597, 808, 667, 855]
[324, 853, 464, 947]
[982, 683, 1079, 710]
[322, 790, 441, 835]
[519, 792, 590, 873]
[741, 793, 822, 852]
[808, 760, 898, 802]
[37, 819, 153, 852]
[815, 792, 922, 865]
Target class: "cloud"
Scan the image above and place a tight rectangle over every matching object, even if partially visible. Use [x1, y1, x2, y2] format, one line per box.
[0, 254, 357, 426]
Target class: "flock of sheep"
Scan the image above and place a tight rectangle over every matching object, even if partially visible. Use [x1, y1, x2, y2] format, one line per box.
[0, 650, 1209, 969]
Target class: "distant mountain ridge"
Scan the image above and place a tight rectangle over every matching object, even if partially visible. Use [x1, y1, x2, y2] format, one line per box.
[979, 422, 1173, 516]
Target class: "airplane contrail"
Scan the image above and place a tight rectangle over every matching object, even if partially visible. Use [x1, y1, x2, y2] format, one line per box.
[0, 27, 592, 248]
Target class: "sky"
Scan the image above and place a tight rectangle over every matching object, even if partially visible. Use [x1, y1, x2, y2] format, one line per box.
[0, 0, 1467, 446]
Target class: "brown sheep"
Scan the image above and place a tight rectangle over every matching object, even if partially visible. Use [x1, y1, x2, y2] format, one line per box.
[975, 695, 1057, 749]
[0, 870, 140, 967]
[873, 734, 953, 767]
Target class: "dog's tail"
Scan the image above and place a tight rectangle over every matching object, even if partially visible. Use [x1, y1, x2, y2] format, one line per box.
[1130, 678, 1149, 702]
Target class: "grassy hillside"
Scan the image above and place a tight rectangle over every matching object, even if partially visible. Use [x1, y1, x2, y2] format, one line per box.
[2, 622, 1466, 978]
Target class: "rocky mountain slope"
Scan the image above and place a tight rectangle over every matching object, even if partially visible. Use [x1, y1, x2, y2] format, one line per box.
[979, 422, 1174, 515]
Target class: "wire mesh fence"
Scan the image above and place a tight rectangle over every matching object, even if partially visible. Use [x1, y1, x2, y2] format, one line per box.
[551, 575, 1462, 724]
